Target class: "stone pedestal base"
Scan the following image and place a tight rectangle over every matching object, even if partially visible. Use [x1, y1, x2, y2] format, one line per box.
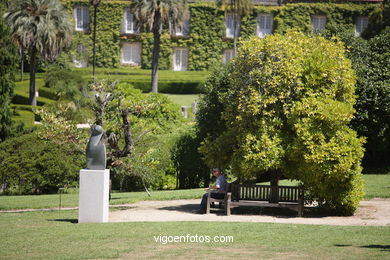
[78, 169, 110, 223]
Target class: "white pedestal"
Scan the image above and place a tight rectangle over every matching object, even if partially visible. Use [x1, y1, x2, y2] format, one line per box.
[78, 169, 110, 223]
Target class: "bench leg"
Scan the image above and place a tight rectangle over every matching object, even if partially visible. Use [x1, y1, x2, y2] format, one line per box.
[298, 200, 304, 217]
[225, 193, 231, 216]
[206, 192, 211, 214]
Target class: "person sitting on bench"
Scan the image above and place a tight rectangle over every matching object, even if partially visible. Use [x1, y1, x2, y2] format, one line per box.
[198, 168, 227, 214]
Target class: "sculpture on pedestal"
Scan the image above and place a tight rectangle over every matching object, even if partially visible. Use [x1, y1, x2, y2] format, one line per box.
[86, 125, 106, 170]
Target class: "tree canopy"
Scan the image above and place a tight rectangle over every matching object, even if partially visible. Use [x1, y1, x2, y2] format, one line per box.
[4, 0, 72, 105]
[198, 32, 365, 215]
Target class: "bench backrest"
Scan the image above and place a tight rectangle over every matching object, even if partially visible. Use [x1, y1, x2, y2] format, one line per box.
[231, 184, 304, 203]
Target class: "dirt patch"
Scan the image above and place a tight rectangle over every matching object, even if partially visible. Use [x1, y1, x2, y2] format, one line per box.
[109, 198, 390, 226]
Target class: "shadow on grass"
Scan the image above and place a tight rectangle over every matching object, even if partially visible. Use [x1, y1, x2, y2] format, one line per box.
[360, 245, 390, 251]
[335, 244, 390, 252]
[47, 219, 78, 224]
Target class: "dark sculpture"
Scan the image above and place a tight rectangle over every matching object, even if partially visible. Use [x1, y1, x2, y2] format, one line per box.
[86, 125, 106, 170]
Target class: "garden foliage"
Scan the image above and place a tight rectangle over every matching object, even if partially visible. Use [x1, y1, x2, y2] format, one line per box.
[0, 5, 17, 142]
[98, 82, 184, 191]
[198, 32, 365, 215]
[0, 133, 84, 194]
[349, 28, 390, 169]
[171, 126, 209, 189]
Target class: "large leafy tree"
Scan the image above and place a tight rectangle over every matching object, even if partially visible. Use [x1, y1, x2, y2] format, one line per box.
[217, 0, 252, 56]
[350, 28, 390, 169]
[4, 0, 72, 106]
[0, 1, 17, 141]
[198, 32, 365, 215]
[131, 0, 189, 93]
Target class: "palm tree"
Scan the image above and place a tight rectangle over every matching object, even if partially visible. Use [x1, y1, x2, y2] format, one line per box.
[131, 0, 189, 93]
[4, 0, 72, 106]
[218, 0, 252, 56]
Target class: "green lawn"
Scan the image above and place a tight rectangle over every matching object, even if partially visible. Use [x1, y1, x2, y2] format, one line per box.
[0, 210, 389, 259]
[163, 94, 200, 108]
[363, 174, 390, 199]
[0, 188, 204, 211]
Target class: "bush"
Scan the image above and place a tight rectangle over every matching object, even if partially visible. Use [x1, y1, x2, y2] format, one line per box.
[171, 126, 209, 189]
[351, 28, 390, 170]
[0, 7, 17, 142]
[44, 68, 91, 108]
[198, 32, 365, 215]
[0, 133, 84, 194]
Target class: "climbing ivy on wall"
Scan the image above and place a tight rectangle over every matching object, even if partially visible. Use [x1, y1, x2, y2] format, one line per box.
[62, 0, 380, 70]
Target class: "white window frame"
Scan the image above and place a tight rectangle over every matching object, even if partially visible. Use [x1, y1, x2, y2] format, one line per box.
[223, 49, 234, 64]
[173, 47, 188, 71]
[73, 45, 88, 68]
[257, 13, 273, 38]
[170, 19, 190, 37]
[311, 15, 326, 33]
[355, 16, 368, 37]
[122, 9, 139, 34]
[225, 13, 239, 38]
[121, 42, 141, 66]
[74, 6, 90, 31]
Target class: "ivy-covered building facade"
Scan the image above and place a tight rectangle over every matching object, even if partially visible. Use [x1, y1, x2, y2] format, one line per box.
[64, 0, 383, 71]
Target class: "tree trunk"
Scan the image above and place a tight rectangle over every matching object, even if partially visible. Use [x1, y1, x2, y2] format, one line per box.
[29, 48, 37, 106]
[233, 12, 239, 57]
[120, 108, 133, 157]
[151, 12, 161, 93]
[20, 46, 24, 81]
[270, 169, 282, 203]
[92, 4, 97, 82]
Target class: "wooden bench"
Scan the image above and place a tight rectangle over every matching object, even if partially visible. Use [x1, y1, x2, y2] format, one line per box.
[207, 183, 304, 216]
[205, 183, 231, 215]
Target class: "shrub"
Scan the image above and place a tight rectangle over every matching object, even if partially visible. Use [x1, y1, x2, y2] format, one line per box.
[171, 126, 209, 189]
[0, 133, 84, 194]
[0, 6, 17, 142]
[198, 32, 365, 215]
[44, 68, 91, 108]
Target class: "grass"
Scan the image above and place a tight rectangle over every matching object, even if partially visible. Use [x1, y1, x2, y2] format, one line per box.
[0, 210, 389, 259]
[163, 94, 200, 108]
[363, 174, 390, 199]
[0, 188, 205, 211]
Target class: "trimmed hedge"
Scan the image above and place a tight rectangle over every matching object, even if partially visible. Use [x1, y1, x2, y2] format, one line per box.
[124, 80, 204, 94]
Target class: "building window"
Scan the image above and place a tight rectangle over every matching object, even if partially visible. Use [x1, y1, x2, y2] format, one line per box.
[73, 45, 88, 68]
[257, 13, 273, 38]
[225, 13, 239, 38]
[170, 19, 190, 37]
[311, 15, 326, 33]
[74, 6, 90, 31]
[122, 9, 139, 34]
[223, 49, 234, 64]
[355, 16, 368, 36]
[173, 47, 188, 71]
[121, 42, 141, 65]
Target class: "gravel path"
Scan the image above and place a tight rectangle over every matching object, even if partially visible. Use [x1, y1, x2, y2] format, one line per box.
[109, 198, 390, 226]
